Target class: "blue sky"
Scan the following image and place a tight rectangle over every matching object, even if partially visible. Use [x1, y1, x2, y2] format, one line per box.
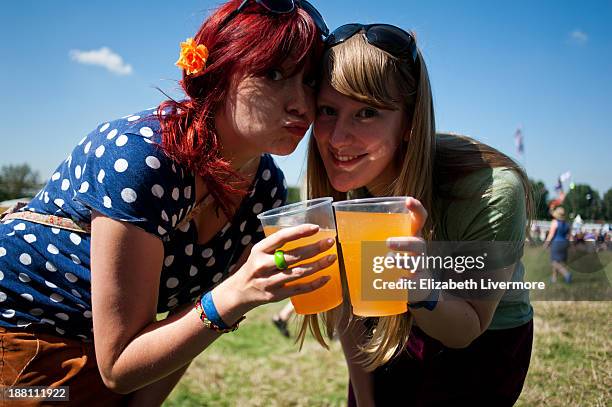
[0, 0, 610, 196]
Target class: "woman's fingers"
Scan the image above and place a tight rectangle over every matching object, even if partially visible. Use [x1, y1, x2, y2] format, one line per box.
[275, 275, 331, 299]
[268, 253, 337, 286]
[257, 224, 320, 254]
[405, 197, 428, 237]
[387, 236, 426, 253]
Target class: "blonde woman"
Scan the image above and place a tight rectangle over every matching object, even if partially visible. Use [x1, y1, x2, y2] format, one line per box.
[544, 206, 572, 283]
[304, 24, 534, 405]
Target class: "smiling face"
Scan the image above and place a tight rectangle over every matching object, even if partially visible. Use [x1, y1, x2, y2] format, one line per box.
[313, 80, 407, 193]
[216, 59, 317, 164]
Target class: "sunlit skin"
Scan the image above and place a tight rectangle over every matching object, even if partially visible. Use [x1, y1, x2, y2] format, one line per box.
[216, 60, 317, 169]
[313, 80, 408, 194]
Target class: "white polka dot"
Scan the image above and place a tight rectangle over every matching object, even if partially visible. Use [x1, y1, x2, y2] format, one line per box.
[0, 247, 5, 257]
[241, 235, 252, 245]
[56, 313, 69, 321]
[23, 234, 37, 243]
[30, 308, 43, 316]
[189, 266, 198, 276]
[171, 215, 177, 227]
[221, 223, 231, 234]
[70, 254, 81, 265]
[50, 293, 64, 303]
[145, 156, 160, 169]
[202, 248, 213, 258]
[105, 129, 117, 140]
[224, 239, 232, 250]
[185, 244, 193, 256]
[53, 198, 64, 208]
[59, 179, 69, 191]
[179, 222, 190, 233]
[206, 257, 216, 267]
[71, 289, 82, 298]
[166, 277, 179, 289]
[51, 228, 60, 234]
[20, 293, 34, 302]
[95, 145, 106, 158]
[271, 187, 278, 198]
[172, 188, 179, 200]
[121, 188, 137, 203]
[79, 182, 90, 193]
[103, 196, 112, 208]
[69, 233, 82, 245]
[19, 254, 32, 265]
[14, 223, 26, 231]
[0, 292, 6, 302]
[45, 280, 57, 288]
[257, 225, 263, 232]
[65, 273, 78, 283]
[252, 203, 263, 214]
[140, 127, 153, 137]
[75, 165, 82, 179]
[41, 318, 55, 325]
[18, 273, 31, 282]
[127, 115, 140, 122]
[82, 310, 92, 319]
[158, 226, 167, 235]
[184, 186, 192, 199]
[16, 320, 30, 327]
[262, 169, 271, 181]
[2, 309, 15, 318]
[44, 192, 50, 203]
[152, 184, 164, 198]
[161, 210, 169, 222]
[114, 159, 129, 172]
[78, 136, 87, 145]
[273, 200, 282, 208]
[66, 155, 72, 167]
[164, 256, 175, 267]
[189, 286, 201, 294]
[116, 134, 128, 147]
[45, 262, 57, 272]
[240, 221, 247, 232]
[55, 327, 65, 335]
[0, 270, 3, 280]
[100, 123, 110, 132]
[47, 244, 59, 255]
[97, 169, 106, 183]
[212, 272, 223, 283]
[172, 163, 177, 173]
[84, 141, 92, 154]
[51, 172, 60, 181]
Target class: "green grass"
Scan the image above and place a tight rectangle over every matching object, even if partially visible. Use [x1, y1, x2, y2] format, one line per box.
[163, 247, 611, 406]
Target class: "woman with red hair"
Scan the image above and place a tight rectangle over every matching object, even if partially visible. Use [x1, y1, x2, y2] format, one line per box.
[0, 1, 332, 404]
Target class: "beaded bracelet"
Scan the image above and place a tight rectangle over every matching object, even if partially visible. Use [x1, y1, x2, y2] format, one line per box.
[194, 293, 245, 333]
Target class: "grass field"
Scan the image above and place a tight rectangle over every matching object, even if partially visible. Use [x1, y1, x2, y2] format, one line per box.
[163, 247, 611, 406]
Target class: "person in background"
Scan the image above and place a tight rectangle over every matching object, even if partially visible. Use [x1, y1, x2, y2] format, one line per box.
[544, 206, 572, 283]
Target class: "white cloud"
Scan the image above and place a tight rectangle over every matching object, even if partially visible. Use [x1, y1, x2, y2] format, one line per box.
[568, 29, 588, 45]
[69, 47, 133, 75]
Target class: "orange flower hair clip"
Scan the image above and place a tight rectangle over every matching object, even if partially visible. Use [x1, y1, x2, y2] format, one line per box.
[175, 38, 209, 76]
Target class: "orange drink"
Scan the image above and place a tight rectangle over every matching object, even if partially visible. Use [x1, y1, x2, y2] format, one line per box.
[262, 226, 341, 314]
[333, 198, 413, 317]
[257, 198, 342, 315]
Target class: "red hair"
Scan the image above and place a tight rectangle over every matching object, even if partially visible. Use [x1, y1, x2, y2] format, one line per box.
[158, 0, 324, 217]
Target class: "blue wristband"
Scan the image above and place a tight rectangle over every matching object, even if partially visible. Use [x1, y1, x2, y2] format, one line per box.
[408, 286, 440, 311]
[201, 291, 230, 329]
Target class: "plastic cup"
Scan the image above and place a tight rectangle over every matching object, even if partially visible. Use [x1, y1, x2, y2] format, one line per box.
[333, 197, 414, 317]
[257, 198, 342, 314]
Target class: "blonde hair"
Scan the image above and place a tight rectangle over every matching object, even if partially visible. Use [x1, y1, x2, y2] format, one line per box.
[299, 32, 532, 371]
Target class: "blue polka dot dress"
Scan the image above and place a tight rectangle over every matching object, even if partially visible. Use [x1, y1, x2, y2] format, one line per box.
[0, 108, 288, 341]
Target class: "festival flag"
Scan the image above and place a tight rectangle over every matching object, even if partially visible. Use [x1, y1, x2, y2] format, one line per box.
[514, 128, 524, 156]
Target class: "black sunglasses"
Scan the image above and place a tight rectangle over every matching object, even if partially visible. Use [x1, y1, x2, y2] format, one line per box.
[219, 0, 329, 37]
[326, 23, 418, 63]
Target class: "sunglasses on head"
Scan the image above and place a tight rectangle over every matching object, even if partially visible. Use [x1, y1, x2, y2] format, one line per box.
[219, 0, 330, 37]
[326, 23, 418, 63]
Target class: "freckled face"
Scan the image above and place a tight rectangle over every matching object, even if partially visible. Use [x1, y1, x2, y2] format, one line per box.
[313, 81, 407, 192]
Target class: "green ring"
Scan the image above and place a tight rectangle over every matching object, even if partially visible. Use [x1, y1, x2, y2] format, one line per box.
[274, 250, 288, 270]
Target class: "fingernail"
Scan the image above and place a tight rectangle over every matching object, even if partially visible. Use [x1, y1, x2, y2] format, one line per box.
[309, 225, 319, 231]
[326, 254, 337, 262]
[326, 238, 335, 245]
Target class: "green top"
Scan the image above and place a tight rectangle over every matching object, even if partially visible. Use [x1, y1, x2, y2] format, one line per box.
[350, 161, 533, 330]
[432, 165, 532, 330]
